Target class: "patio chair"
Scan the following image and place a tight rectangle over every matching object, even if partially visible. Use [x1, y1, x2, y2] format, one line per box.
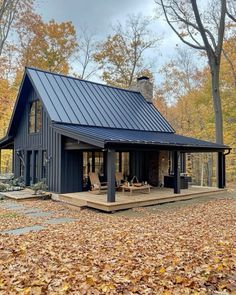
[115, 172, 124, 188]
[89, 172, 108, 193]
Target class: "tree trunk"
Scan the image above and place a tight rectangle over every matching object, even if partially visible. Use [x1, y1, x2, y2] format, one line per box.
[210, 61, 224, 144]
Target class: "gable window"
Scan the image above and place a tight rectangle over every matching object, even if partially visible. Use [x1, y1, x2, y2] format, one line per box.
[29, 100, 42, 133]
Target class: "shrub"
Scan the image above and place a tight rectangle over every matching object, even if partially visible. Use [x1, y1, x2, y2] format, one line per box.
[31, 180, 48, 195]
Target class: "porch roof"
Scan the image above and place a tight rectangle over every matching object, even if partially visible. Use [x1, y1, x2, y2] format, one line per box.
[53, 123, 229, 152]
[0, 136, 14, 149]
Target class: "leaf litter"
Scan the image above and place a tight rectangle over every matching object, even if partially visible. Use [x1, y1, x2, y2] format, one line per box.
[0, 197, 235, 294]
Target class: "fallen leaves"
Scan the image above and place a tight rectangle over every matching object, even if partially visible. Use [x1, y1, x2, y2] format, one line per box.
[0, 197, 235, 294]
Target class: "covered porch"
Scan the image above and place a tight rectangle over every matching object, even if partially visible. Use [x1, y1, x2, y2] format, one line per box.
[55, 124, 230, 206]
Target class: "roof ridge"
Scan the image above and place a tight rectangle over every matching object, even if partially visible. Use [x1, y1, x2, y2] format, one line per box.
[25, 66, 141, 94]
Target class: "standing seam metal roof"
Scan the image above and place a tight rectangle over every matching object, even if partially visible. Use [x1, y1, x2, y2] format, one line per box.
[26, 67, 175, 133]
[53, 124, 229, 150]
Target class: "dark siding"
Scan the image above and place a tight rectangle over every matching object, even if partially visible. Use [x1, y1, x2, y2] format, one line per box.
[13, 85, 63, 193]
[61, 141, 83, 193]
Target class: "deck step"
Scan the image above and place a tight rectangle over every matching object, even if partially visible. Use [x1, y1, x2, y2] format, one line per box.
[58, 194, 88, 207]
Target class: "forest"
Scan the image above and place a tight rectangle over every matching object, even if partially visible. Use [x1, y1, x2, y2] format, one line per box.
[0, 0, 235, 185]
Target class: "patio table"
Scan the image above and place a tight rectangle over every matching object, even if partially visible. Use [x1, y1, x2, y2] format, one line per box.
[121, 184, 151, 196]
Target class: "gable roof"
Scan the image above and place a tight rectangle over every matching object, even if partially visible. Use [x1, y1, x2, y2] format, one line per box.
[26, 67, 174, 133]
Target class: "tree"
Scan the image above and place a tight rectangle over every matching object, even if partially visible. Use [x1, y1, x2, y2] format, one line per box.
[156, 0, 232, 144]
[0, 0, 19, 55]
[74, 26, 99, 80]
[17, 18, 77, 74]
[94, 14, 160, 88]
[159, 47, 202, 104]
[0, 0, 33, 56]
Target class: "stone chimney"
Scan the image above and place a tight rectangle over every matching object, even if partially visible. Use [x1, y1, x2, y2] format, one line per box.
[134, 76, 153, 102]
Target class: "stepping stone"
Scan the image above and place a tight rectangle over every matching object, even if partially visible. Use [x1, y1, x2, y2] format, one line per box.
[1, 203, 26, 210]
[20, 208, 43, 214]
[25, 211, 54, 218]
[1, 225, 45, 235]
[45, 217, 77, 224]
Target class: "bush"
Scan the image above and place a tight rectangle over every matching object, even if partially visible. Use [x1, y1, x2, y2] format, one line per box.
[0, 183, 8, 192]
[9, 177, 25, 188]
[31, 180, 48, 195]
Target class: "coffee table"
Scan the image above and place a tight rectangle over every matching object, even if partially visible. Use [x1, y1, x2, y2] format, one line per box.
[121, 184, 151, 196]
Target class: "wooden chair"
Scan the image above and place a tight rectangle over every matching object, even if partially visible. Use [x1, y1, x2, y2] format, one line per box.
[115, 172, 124, 188]
[89, 172, 108, 193]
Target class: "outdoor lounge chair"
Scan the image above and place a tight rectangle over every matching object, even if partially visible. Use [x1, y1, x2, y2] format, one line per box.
[115, 172, 124, 188]
[89, 172, 108, 193]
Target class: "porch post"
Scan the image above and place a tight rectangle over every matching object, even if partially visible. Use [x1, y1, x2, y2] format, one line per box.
[217, 152, 224, 188]
[107, 148, 116, 202]
[222, 154, 226, 188]
[173, 150, 180, 194]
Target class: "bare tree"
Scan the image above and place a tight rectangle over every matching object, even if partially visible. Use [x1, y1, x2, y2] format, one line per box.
[75, 26, 99, 80]
[156, 0, 232, 144]
[0, 0, 20, 56]
[209, 0, 236, 87]
[94, 14, 160, 88]
[226, 0, 236, 22]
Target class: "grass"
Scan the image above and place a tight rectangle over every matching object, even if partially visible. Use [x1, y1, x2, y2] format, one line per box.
[0, 212, 19, 218]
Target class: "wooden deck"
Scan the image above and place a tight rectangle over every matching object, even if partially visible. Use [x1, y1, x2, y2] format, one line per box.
[59, 186, 225, 212]
[1, 189, 51, 200]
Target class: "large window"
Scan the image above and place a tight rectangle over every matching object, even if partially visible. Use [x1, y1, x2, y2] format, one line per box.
[122, 152, 130, 178]
[29, 100, 42, 133]
[115, 152, 130, 178]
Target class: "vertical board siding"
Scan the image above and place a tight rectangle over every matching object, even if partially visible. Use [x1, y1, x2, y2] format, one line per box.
[13, 86, 62, 193]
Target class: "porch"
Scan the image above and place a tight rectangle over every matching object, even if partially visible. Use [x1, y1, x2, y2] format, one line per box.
[59, 186, 225, 212]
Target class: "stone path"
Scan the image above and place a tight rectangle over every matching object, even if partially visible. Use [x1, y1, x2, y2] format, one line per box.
[0, 200, 78, 235]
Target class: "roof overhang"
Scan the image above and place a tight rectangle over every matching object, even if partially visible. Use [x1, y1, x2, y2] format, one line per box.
[53, 123, 230, 152]
[0, 136, 14, 149]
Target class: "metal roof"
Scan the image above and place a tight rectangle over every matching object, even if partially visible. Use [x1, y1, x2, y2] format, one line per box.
[0, 136, 14, 149]
[26, 67, 174, 133]
[53, 124, 228, 150]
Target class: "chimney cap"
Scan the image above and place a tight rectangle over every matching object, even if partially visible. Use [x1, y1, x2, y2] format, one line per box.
[137, 76, 149, 81]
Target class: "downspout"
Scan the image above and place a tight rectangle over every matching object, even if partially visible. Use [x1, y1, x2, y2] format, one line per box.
[224, 149, 231, 156]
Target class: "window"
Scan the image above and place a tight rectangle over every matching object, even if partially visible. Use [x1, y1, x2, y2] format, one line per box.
[115, 152, 121, 172]
[122, 152, 130, 178]
[42, 150, 47, 179]
[19, 159, 24, 178]
[29, 100, 42, 133]
[94, 152, 104, 176]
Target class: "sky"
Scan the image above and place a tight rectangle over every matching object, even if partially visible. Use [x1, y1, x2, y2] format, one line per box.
[35, 0, 181, 83]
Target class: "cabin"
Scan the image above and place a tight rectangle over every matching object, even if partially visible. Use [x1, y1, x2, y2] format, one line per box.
[0, 67, 229, 208]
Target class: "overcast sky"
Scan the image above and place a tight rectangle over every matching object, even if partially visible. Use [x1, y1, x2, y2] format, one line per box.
[35, 0, 181, 83]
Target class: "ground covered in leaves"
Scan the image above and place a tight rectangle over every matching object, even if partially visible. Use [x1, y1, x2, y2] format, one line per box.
[0, 193, 235, 294]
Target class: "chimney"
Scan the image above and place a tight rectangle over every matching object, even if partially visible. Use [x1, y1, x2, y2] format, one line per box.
[134, 76, 153, 102]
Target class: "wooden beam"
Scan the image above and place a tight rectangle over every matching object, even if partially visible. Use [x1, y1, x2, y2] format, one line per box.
[107, 149, 116, 202]
[173, 151, 180, 194]
[64, 142, 97, 150]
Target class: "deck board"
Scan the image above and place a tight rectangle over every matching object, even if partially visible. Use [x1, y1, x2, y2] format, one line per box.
[59, 186, 225, 212]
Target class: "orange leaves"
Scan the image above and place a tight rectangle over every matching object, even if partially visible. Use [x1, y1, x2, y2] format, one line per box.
[0, 197, 235, 293]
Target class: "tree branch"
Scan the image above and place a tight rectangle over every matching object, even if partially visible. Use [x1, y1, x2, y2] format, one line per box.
[159, 0, 205, 50]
